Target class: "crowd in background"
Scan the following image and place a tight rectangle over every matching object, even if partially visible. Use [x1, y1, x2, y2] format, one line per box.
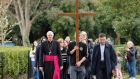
[29, 31, 138, 79]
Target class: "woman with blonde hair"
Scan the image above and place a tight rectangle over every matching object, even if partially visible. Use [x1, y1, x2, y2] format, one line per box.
[125, 41, 137, 79]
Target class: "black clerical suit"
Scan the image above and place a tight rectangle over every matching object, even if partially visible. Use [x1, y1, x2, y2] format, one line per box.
[91, 43, 117, 79]
[39, 40, 63, 79]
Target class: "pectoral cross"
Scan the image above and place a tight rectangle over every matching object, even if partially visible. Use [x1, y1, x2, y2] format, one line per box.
[57, 0, 96, 63]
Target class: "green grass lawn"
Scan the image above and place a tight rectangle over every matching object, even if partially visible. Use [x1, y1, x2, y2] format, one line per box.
[137, 75, 140, 78]
[112, 73, 140, 79]
[123, 74, 140, 79]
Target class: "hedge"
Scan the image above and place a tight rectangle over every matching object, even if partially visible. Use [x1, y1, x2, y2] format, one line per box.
[0, 45, 140, 78]
[0, 46, 30, 79]
[114, 45, 140, 74]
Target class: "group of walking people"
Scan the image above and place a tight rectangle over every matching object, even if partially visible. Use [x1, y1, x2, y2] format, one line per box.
[29, 31, 138, 79]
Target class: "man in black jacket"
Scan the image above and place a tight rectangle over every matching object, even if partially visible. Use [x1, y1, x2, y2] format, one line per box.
[91, 33, 117, 79]
[80, 31, 94, 79]
[68, 33, 87, 79]
[35, 36, 46, 79]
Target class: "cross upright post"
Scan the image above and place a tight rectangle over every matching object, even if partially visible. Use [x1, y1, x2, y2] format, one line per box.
[57, 0, 96, 63]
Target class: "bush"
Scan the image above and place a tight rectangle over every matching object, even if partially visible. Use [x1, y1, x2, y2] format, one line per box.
[0, 46, 30, 79]
[114, 45, 140, 74]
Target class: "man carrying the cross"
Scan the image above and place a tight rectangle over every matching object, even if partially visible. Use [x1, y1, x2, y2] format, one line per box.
[39, 31, 63, 79]
[68, 32, 87, 79]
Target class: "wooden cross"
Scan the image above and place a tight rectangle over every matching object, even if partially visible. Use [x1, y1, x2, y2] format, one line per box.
[57, 0, 96, 63]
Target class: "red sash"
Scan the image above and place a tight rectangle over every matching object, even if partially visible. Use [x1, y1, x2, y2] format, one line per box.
[43, 55, 60, 79]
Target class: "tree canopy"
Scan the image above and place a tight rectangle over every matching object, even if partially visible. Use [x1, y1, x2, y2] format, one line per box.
[1, 0, 140, 45]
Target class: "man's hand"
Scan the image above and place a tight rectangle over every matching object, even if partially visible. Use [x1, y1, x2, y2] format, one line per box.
[60, 66, 63, 70]
[74, 46, 79, 50]
[70, 46, 79, 54]
[112, 69, 116, 77]
[76, 61, 81, 67]
[92, 75, 96, 79]
[126, 48, 130, 51]
[34, 67, 37, 71]
[39, 67, 43, 72]
[125, 55, 127, 60]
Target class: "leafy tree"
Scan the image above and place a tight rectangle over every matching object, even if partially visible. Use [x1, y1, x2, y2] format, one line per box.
[45, 0, 96, 39]
[91, 0, 140, 44]
[0, 0, 13, 45]
[6, 0, 140, 45]
[110, 0, 140, 44]
[8, 0, 59, 46]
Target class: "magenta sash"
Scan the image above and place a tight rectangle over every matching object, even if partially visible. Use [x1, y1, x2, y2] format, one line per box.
[43, 55, 60, 79]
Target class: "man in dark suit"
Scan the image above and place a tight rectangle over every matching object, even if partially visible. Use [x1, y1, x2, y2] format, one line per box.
[35, 36, 47, 79]
[91, 33, 117, 79]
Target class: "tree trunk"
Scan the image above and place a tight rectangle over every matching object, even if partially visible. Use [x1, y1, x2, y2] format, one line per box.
[10, 0, 53, 46]
[13, 0, 31, 46]
[20, 23, 31, 46]
[22, 33, 30, 46]
[1, 33, 4, 46]
[17, 19, 31, 46]
[116, 33, 120, 44]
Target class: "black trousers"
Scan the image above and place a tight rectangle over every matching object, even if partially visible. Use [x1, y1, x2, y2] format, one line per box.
[85, 65, 92, 79]
[96, 61, 111, 79]
[39, 70, 44, 79]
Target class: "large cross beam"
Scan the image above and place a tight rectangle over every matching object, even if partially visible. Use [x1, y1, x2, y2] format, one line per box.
[57, 0, 96, 63]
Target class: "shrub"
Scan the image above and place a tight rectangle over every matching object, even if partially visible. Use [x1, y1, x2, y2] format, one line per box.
[114, 45, 140, 74]
[0, 46, 30, 79]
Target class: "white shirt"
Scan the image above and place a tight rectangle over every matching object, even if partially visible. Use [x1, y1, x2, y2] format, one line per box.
[29, 48, 36, 61]
[100, 44, 105, 61]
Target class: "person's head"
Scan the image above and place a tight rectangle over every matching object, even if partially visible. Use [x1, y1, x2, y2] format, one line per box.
[80, 31, 87, 40]
[33, 41, 38, 47]
[46, 31, 54, 41]
[64, 40, 68, 47]
[98, 33, 106, 45]
[41, 36, 47, 43]
[94, 38, 99, 44]
[88, 38, 93, 43]
[65, 36, 70, 43]
[57, 38, 64, 48]
[32, 41, 38, 50]
[107, 38, 111, 41]
[127, 41, 134, 48]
